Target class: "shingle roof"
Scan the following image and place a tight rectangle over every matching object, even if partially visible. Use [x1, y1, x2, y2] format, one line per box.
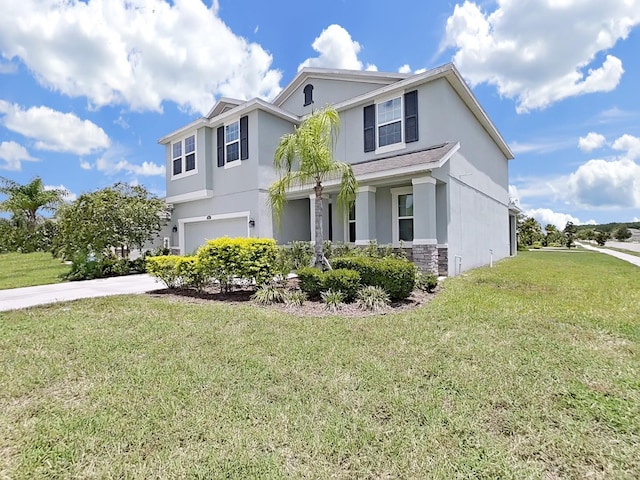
[351, 142, 458, 177]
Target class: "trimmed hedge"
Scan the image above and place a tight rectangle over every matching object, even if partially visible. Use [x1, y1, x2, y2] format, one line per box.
[297, 267, 324, 299]
[323, 268, 361, 302]
[197, 237, 278, 291]
[332, 256, 416, 300]
[146, 255, 207, 289]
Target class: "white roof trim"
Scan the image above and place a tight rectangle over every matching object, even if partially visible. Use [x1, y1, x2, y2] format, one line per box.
[272, 67, 410, 107]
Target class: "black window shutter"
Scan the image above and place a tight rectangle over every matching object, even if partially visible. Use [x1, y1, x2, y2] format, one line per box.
[363, 105, 375, 152]
[404, 90, 419, 143]
[217, 126, 225, 167]
[240, 115, 249, 160]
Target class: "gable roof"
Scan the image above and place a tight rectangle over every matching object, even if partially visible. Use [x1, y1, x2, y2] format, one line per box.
[272, 67, 410, 108]
[330, 63, 513, 160]
[206, 97, 244, 119]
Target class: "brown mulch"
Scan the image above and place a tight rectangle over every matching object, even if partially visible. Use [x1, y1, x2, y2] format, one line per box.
[147, 278, 442, 318]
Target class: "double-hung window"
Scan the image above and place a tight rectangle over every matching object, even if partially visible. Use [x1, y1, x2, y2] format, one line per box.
[391, 186, 414, 245]
[217, 115, 249, 167]
[348, 201, 356, 243]
[364, 90, 419, 153]
[172, 134, 196, 177]
[377, 97, 402, 147]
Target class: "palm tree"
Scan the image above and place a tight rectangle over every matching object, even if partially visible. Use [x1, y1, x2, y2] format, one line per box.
[269, 106, 357, 269]
[0, 176, 66, 230]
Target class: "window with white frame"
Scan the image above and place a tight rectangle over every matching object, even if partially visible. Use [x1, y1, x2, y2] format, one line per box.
[225, 121, 240, 162]
[363, 90, 418, 153]
[348, 201, 356, 243]
[377, 97, 402, 147]
[391, 186, 414, 245]
[172, 134, 196, 177]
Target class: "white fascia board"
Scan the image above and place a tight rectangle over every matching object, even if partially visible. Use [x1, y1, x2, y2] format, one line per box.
[158, 118, 207, 145]
[272, 67, 410, 107]
[165, 189, 214, 204]
[207, 98, 300, 127]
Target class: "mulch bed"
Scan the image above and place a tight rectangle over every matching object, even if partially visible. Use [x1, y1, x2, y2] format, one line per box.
[148, 279, 442, 318]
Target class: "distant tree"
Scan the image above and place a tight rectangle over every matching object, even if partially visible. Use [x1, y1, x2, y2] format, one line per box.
[0, 176, 66, 230]
[517, 216, 543, 248]
[563, 221, 578, 248]
[577, 228, 595, 242]
[544, 224, 565, 247]
[594, 231, 611, 246]
[55, 183, 168, 260]
[613, 225, 632, 242]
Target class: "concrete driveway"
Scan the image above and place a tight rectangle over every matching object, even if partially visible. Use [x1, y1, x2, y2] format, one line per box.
[0, 274, 165, 312]
[577, 242, 640, 267]
[605, 241, 640, 253]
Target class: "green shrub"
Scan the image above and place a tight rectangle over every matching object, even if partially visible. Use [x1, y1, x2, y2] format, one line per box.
[416, 271, 438, 293]
[176, 256, 208, 290]
[146, 255, 182, 288]
[64, 256, 103, 281]
[297, 267, 324, 299]
[281, 241, 314, 271]
[197, 237, 278, 291]
[332, 256, 416, 300]
[322, 268, 360, 302]
[321, 289, 344, 312]
[251, 284, 286, 305]
[356, 285, 390, 311]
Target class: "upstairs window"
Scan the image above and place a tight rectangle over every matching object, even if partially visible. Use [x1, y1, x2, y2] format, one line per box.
[172, 134, 196, 177]
[303, 84, 314, 107]
[364, 90, 419, 153]
[225, 121, 240, 162]
[217, 115, 249, 167]
[377, 97, 402, 147]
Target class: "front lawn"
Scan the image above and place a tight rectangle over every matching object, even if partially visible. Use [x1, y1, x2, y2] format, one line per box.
[1, 251, 638, 478]
[0, 252, 69, 289]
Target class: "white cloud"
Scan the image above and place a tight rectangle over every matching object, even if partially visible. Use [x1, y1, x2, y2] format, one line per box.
[510, 138, 574, 155]
[578, 132, 607, 152]
[89, 147, 165, 177]
[612, 133, 640, 159]
[525, 208, 582, 230]
[443, 0, 640, 112]
[0, 140, 38, 171]
[298, 24, 376, 72]
[45, 184, 77, 202]
[0, 0, 282, 115]
[508, 184, 520, 206]
[398, 64, 412, 74]
[79, 160, 92, 170]
[0, 101, 110, 155]
[567, 157, 640, 208]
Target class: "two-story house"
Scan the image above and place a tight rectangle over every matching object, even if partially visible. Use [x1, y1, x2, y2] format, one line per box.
[158, 63, 517, 276]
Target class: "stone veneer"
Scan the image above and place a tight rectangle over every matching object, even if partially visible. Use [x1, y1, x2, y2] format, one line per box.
[437, 246, 448, 276]
[412, 244, 439, 275]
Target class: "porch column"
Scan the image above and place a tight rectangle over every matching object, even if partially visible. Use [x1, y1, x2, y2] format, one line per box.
[412, 176, 438, 274]
[355, 186, 376, 246]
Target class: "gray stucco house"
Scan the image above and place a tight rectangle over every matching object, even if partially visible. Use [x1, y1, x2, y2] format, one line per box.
[158, 63, 517, 276]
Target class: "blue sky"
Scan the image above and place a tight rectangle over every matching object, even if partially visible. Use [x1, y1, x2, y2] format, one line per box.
[1, 0, 639, 228]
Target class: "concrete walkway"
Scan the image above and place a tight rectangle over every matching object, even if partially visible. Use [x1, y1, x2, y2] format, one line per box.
[577, 242, 640, 267]
[0, 274, 165, 312]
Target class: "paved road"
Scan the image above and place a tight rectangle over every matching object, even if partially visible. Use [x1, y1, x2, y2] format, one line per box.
[577, 242, 640, 267]
[605, 240, 640, 253]
[0, 274, 164, 312]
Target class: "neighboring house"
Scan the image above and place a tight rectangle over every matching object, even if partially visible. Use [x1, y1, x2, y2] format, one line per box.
[158, 63, 517, 276]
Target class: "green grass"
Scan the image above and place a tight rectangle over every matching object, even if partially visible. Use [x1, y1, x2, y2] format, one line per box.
[1, 251, 639, 478]
[0, 252, 70, 289]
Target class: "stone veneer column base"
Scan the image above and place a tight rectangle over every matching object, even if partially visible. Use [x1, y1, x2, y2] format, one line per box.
[437, 247, 448, 276]
[412, 244, 438, 275]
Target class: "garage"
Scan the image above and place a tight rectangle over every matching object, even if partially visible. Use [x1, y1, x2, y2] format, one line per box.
[181, 214, 249, 254]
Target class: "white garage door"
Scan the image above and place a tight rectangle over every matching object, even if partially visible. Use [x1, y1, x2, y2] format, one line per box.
[184, 217, 248, 254]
